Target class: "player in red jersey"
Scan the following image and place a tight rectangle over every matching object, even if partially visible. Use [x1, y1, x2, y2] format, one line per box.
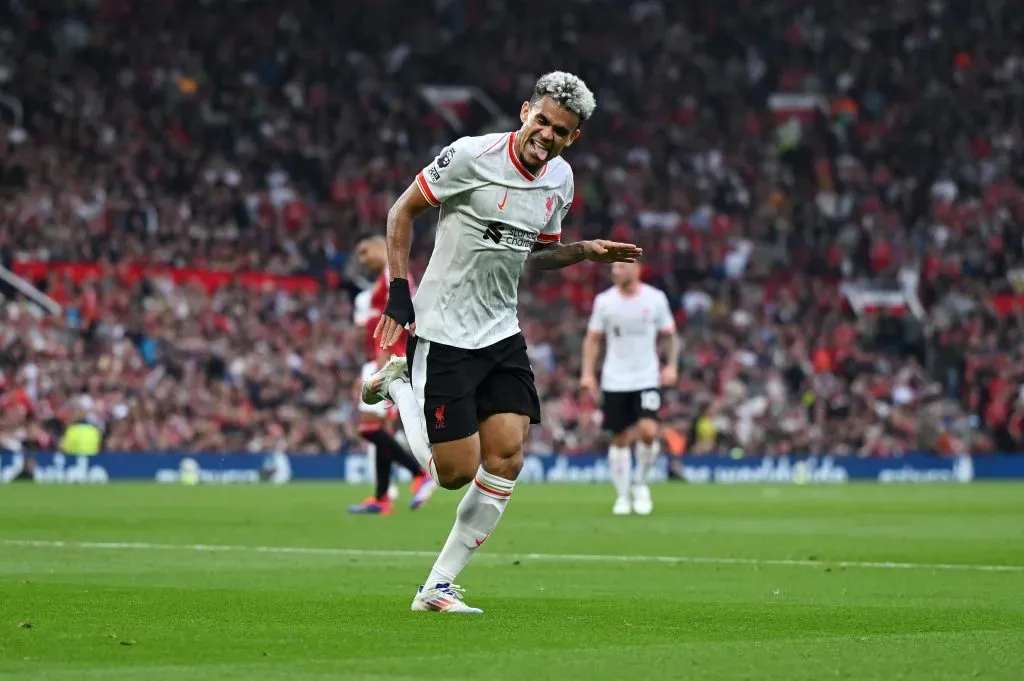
[348, 236, 435, 514]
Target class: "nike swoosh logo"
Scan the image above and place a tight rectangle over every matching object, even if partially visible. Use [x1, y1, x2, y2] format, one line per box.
[497, 189, 508, 211]
[474, 534, 489, 547]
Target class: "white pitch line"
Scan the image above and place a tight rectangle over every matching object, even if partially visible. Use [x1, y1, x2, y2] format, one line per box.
[2, 538, 1022, 573]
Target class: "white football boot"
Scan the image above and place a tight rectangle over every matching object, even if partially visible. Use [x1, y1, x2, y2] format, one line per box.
[613, 496, 632, 515]
[631, 484, 653, 515]
[361, 355, 409, 405]
[411, 583, 483, 614]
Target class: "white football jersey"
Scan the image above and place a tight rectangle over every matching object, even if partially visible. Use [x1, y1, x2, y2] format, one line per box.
[413, 131, 573, 349]
[587, 284, 676, 392]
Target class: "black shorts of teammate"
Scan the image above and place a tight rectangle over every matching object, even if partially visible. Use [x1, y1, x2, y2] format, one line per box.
[601, 388, 662, 435]
[407, 333, 542, 444]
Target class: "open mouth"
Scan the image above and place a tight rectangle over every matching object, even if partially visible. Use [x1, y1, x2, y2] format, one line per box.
[529, 138, 550, 161]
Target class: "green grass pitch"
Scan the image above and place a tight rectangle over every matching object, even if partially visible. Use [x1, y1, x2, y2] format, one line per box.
[2, 483, 1023, 680]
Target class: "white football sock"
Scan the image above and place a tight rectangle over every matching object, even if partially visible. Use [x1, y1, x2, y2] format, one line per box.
[424, 467, 514, 587]
[608, 445, 632, 499]
[387, 380, 433, 474]
[634, 440, 660, 485]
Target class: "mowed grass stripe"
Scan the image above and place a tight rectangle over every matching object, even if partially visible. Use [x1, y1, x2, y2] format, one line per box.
[3, 538, 1022, 573]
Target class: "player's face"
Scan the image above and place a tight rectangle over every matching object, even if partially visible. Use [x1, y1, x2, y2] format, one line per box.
[356, 241, 385, 272]
[611, 261, 640, 287]
[517, 96, 582, 171]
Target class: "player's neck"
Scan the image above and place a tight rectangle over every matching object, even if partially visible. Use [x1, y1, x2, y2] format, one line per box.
[514, 134, 547, 175]
[617, 283, 641, 297]
[516, 149, 545, 176]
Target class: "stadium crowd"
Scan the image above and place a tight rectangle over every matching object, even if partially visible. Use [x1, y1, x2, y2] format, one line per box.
[1, 0, 1023, 457]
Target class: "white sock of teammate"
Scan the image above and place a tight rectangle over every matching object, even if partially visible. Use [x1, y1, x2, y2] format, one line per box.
[387, 380, 434, 475]
[608, 445, 632, 499]
[424, 467, 514, 587]
[634, 440, 660, 485]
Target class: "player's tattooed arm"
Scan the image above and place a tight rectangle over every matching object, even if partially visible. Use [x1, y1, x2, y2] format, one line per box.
[530, 239, 643, 270]
[528, 241, 587, 270]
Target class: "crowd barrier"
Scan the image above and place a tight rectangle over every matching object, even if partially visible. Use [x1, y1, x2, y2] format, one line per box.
[2, 452, 1023, 484]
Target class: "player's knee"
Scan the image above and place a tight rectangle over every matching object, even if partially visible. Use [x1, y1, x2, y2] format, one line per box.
[479, 413, 529, 480]
[637, 419, 659, 444]
[439, 473, 474, 491]
[482, 448, 524, 480]
[434, 459, 475, 490]
[610, 431, 632, 447]
[480, 435, 526, 480]
[431, 439, 480, 490]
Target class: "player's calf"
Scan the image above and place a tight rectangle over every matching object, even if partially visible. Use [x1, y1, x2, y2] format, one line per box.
[634, 418, 660, 482]
[607, 430, 634, 514]
[632, 418, 660, 515]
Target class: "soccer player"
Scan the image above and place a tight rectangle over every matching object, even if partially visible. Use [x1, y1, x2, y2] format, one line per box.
[580, 261, 679, 516]
[363, 72, 642, 613]
[348, 238, 435, 514]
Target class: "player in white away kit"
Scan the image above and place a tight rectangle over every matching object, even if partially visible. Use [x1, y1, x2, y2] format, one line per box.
[362, 72, 642, 613]
[581, 261, 679, 515]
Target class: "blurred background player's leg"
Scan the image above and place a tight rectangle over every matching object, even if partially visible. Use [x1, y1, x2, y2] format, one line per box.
[350, 361, 394, 514]
[348, 431, 395, 514]
[364, 427, 436, 510]
[362, 355, 436, 477]
[630, 388, 663, 515]
[349, 421, 437, 514]
[608, 438, 633, 515]
[631, 416, 660, 515]
[602, 392, 636, 515]
[370, 438, 398, 503]
[351, 362, 435, 514]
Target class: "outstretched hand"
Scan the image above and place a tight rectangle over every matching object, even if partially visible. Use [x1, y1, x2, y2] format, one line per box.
[583, 240, 643, 264]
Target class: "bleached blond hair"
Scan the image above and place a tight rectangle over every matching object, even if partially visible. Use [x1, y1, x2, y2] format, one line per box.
[530, 71, 597, 124]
